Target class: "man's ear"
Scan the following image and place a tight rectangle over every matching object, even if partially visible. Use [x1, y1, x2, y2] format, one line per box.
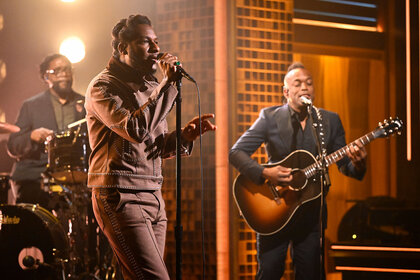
[44, 74, 53, 88]
[118, 42, 128, 55]
[283, 87, 289, 98]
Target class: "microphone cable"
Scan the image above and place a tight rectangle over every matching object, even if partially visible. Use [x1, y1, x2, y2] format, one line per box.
[193, 80, 207, 280]
[174, 59, 207, 279]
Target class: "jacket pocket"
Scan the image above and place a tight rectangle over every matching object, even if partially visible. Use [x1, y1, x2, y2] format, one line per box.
[111, 134, 141, 163]
[115, 189, 136, 211]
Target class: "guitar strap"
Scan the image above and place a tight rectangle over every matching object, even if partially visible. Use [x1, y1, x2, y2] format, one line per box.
[312, 106, 331, 190]
[312, 106, 327, 158]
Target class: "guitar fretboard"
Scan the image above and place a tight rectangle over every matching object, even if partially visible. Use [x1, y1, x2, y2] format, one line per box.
[303, 131, 376, 178]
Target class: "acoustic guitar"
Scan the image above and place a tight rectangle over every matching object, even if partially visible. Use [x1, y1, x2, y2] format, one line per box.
[233, 118, 403, 235]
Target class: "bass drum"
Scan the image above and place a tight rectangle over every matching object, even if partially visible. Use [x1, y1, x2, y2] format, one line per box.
[0, 203, 69, 279]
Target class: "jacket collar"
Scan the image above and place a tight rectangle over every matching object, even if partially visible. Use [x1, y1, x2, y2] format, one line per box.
[107, 56, 157, 84]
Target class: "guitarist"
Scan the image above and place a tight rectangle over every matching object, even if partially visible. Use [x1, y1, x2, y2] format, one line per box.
[229, 62, 367, 280]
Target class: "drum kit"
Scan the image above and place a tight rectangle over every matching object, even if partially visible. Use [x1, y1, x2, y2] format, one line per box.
[0, 120, 120, 280]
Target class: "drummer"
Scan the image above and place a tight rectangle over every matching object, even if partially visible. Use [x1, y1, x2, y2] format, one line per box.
[7, 53, 86, 210]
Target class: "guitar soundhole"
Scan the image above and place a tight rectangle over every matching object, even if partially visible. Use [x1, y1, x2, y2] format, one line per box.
[289, 169, 307, 191]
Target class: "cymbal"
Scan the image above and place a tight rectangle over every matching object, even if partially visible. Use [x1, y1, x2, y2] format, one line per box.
[0, 122, 20, 134]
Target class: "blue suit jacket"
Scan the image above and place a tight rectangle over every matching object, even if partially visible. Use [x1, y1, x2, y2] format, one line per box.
[229, 104, 364, 185]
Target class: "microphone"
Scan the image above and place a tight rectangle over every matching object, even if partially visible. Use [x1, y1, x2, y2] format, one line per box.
[300, 96, 312, 106]
[22, 256, 53, 269]
[22, 256, 36, 268]
[157, 53, 196, 83]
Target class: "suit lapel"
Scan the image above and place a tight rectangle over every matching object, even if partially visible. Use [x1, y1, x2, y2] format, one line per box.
[274, 105, 294, 152]
[38, 90, 59, 131]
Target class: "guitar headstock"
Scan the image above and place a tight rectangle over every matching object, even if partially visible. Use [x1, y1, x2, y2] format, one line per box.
[373, 117, 403, 139]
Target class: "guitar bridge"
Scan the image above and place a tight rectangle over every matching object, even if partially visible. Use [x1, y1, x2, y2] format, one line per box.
[273, 197, 281, 205]
[268, 182, 282, 205]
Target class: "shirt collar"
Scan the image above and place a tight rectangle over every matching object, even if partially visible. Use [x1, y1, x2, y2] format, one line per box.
[287, 104, 299, 119]
[48, 90, 76, 105]
[287, 103, 311, 125]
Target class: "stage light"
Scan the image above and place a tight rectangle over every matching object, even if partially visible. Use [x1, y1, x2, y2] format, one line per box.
[59, 36, 85, 63]
[0, 60, 6, 84]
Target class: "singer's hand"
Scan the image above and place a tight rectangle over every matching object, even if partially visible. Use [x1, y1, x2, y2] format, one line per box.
[157, 53, 183, 83]
[181, 114, 217, 142]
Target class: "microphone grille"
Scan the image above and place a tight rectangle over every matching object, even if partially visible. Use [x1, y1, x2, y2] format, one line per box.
[300, 96, 312, 105]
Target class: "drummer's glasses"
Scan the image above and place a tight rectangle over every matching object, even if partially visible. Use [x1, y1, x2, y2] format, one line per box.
[45, 67, 73, 76]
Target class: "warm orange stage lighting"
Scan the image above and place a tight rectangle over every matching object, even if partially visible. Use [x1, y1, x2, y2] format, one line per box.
[293, 18, 380, 32]
[59, 37, 85, 63]
[336, 266, 420, 274]
[405, 0, 412, 161]
[331, 245, 420, 252]
[332, 245, 420, 274]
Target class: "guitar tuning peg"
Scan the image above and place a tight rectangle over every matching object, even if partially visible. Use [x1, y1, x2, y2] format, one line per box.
[378, 122, 383, 127]
[383, 119, 388, 123]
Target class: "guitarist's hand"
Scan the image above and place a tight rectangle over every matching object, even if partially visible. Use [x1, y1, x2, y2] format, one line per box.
[346, 139, 367, 171]
[262, 165, 292, 186]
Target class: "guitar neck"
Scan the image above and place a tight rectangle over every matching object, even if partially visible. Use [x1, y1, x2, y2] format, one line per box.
[304, 131, 375, 178]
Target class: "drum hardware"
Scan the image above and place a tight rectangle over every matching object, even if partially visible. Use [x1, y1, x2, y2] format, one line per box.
[19, 247, 48, 270]
[21, 254, 41, 269]
[72, 123, 83, 145]
[49, 184, 72, 194]
[42, 179, 120, 280]
[0, 172, 11, 204]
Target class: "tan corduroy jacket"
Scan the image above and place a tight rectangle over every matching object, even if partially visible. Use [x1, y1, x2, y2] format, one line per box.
[85, 57, 191, 190]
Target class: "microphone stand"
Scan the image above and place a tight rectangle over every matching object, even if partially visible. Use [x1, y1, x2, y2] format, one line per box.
[175, 78, 183, 280]
[306, 104, 330, 280]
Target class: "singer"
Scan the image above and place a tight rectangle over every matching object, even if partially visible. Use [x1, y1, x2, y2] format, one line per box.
[229, 62, 367, 280]
[85, 14, 216, 280]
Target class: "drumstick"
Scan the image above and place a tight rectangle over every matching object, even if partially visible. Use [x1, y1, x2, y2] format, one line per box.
[67, 118, 86, 129]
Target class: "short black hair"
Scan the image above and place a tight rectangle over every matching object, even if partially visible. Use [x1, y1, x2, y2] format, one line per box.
[287, 62, 305, 73]
[282, 62, 306, 104]
[111, 14, 152, 58]
[39, 53, 70, 79]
